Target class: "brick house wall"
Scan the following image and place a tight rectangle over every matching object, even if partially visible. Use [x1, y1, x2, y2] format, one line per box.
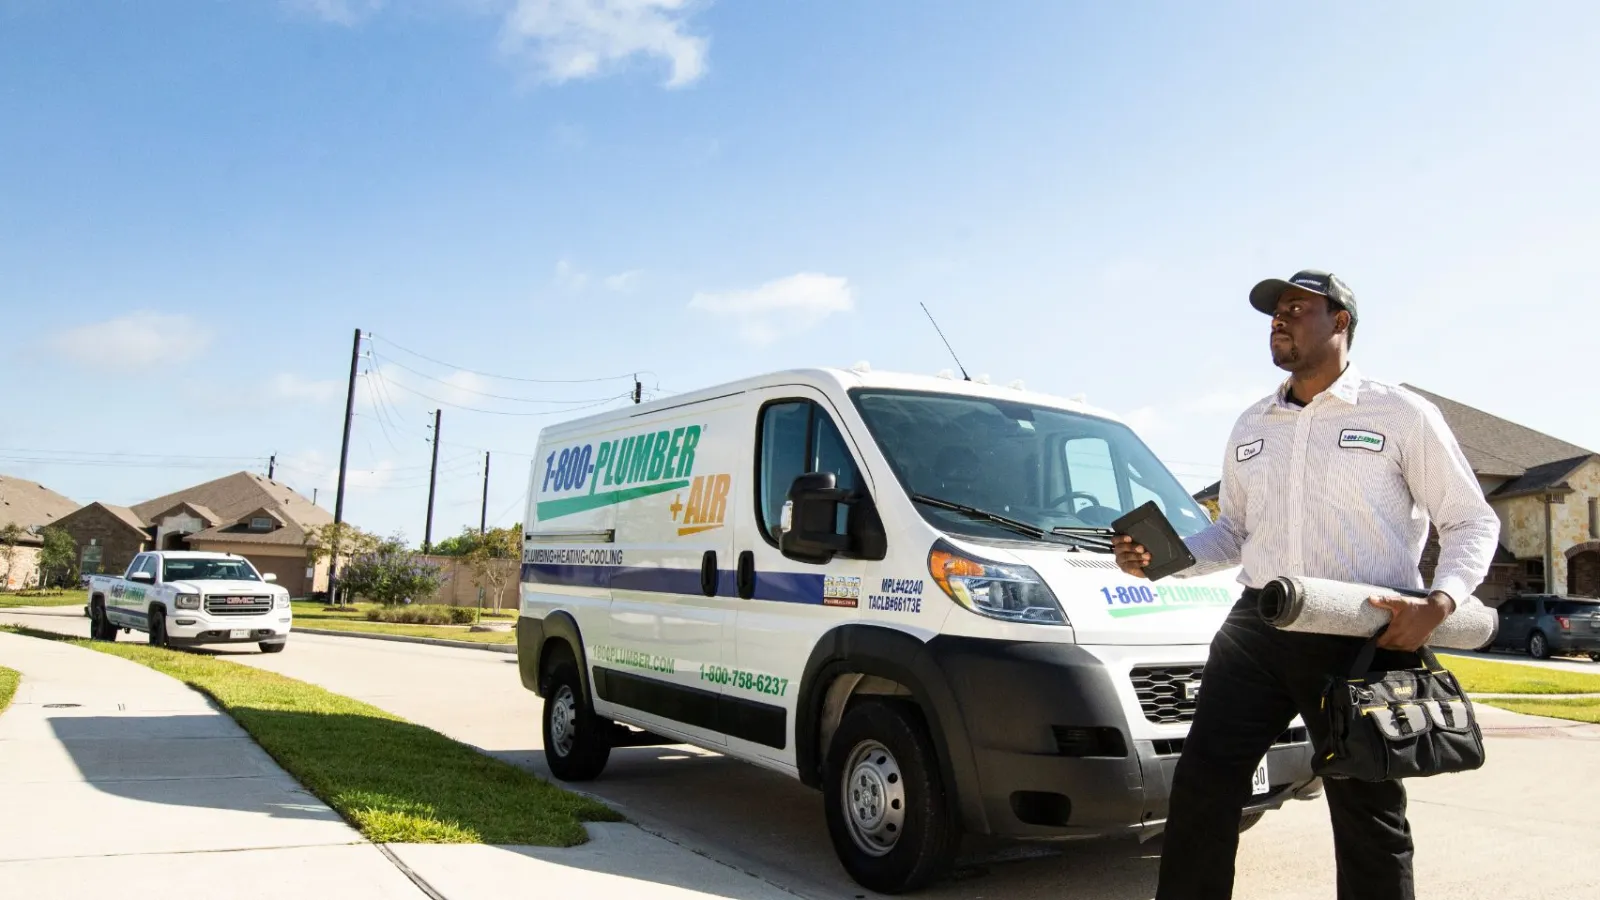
[53, 506, 149, 578]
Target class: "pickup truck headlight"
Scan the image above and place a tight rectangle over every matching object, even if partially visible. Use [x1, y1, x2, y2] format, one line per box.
[928, 542, 1069, 625]
[275, 595, 289, 609]
[175, 594, 202, 610]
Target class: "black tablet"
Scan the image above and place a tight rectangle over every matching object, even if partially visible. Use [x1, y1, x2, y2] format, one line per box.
[1111, 501, 1196, 581]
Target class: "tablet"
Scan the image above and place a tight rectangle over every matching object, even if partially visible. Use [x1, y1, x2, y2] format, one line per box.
[1111, 501, 1196, 581]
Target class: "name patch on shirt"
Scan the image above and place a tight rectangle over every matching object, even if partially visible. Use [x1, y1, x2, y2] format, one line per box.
[1236, 439, 1264, 463]
[1339, 429, 1386, 452]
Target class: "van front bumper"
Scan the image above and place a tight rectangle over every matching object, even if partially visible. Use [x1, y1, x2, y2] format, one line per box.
[166, 614, 292, 646]
[921, 636, 1317, 840]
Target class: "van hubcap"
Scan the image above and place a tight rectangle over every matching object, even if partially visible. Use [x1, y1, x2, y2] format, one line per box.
[549, 686, 577, 757]
[843, 740, 906, 857]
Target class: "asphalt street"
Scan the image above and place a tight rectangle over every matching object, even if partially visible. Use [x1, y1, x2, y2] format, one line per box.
[5, 609, 1598, 900]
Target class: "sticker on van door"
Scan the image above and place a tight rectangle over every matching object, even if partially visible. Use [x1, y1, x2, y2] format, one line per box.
[537, 424, 706, 520]
[823, 575, 862, 608]
[670, 474, 731, 536]
[1099, 584, 1235, 617]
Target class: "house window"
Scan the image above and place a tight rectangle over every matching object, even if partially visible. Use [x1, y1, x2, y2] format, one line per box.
[250, 517, 274, 531]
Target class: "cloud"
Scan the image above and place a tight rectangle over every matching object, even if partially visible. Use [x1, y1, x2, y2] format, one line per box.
[554, 258, 590, 292]
[269, 373, 344, 405]
[50, 311, 212, 370]
[603, 270, 641, 292]
[689, 272, 855, 345]
[499, 0, 710, 88]
[284, 0, 386, 26]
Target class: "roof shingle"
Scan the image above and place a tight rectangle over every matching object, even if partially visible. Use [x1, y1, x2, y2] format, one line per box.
[0, 475, 80, 544]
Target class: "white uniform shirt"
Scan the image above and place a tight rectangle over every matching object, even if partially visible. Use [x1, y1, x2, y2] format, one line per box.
[1182, 364, 1501, 604]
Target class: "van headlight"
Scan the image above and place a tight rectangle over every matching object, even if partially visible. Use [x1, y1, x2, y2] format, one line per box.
[929, 543, 1068, 625]
[175, 594, 202, 610]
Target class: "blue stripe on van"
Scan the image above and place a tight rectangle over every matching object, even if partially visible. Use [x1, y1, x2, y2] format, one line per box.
[522, 563, 826, 606]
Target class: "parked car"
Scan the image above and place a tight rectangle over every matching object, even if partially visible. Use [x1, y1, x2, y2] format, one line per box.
[1489, 594, 1600, 661]
[86, 550, 293, 653]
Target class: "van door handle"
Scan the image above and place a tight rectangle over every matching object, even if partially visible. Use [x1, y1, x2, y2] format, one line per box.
[700, 550, 718, 597]
[736, 550, 755, 600]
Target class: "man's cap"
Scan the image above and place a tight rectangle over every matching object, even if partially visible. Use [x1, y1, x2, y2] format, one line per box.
[1249, 269, 1358, 324]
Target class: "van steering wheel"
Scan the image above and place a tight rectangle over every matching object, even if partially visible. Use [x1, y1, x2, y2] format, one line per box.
[1048, 490, 1102, 510]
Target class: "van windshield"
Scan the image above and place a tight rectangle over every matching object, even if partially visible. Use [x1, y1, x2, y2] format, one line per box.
[850, 389, 1213, 542]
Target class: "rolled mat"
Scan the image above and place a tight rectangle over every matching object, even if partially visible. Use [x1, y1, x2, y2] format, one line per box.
[1256, 576, 1498, 650]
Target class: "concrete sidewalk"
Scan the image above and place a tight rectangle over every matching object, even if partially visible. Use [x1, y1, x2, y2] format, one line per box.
[0, 628, 801, 900]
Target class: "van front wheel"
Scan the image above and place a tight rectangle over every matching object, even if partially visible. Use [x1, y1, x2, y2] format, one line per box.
[823, 699, 957, 894]
[541, 662, 611, 782]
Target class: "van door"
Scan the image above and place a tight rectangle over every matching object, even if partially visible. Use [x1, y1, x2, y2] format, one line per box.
[600, 399, 743, 747]
[729, 387, 877, 767]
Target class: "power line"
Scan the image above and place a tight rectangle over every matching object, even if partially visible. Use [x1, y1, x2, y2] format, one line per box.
[374, 370, 631, 418]
[0, 447, 266, 462]
[370, 334, 651, 385]
[372, 353, 624, 405]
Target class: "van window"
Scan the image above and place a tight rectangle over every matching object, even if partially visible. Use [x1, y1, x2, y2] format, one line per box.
[757, 400, 862, 543]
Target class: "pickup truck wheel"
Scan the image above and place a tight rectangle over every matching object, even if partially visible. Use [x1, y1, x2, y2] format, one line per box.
[823, 699, 957, 895]
[541, 661, 611, 781]
[259, 641, 286, 654]
[89, 603, 117, 642]
[147, 610, 169, 648]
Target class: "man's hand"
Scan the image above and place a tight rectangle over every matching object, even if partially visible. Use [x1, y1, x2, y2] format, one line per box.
[1367, 591, 1456, 651]
[1112, 535, 1150, 579]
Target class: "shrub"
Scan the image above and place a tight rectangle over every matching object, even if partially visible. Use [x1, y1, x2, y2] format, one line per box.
[363, 604, 477, 626]
[339, 536, 445, 606]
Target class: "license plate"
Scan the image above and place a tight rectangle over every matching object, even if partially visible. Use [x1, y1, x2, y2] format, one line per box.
[1252, 757, 1270, 796]
[230, 629, 250, 639]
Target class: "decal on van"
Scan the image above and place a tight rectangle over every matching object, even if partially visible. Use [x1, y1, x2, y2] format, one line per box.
[867, 578, 925, 614]
[670, 474, 732, 536]
[823, 574, 862, 608]
[1099, 584, 1235, 617]
[593, 644, 677, 674]
[536, 425, 705, 520]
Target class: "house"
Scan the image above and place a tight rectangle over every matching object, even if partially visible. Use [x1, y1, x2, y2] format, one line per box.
[1187, 387, 1600, 602]
[55, 472, 334, 598]
[0, 475, 80, 590]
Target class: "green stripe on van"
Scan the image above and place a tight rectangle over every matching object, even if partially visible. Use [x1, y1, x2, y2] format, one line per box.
[536, 480, 690, 520]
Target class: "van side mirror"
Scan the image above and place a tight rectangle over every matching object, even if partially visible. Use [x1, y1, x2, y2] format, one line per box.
[779, 472, 853, 565]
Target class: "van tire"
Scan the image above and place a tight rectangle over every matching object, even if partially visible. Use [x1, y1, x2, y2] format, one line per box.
[1238, 811, 1265, 833]
[542, 661, 611, 782]
[823, 699, 956, 894]
[89, 601, 117, 642]
[147, 609, 169, 648]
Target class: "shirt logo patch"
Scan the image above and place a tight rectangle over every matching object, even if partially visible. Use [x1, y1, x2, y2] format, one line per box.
[1339, 429, 1385, 452]
[1236, 439, 1264, 463]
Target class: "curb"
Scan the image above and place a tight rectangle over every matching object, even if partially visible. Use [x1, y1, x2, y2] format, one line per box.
[293, 626, 517, 654]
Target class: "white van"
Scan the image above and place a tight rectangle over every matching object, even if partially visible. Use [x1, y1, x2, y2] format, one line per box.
[515, 367, 1316, 893]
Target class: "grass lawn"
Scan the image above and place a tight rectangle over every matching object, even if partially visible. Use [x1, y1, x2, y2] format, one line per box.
[2, 625, 620, 845]
[0, 589, 87, 609]
[0, 666, 18, 714]
[1479, 696, 1600, 724]
[1436, 653, 1600, 695]
[288, 601, 515, 645]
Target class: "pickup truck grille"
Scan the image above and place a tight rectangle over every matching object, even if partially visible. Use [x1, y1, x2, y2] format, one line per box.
[204, 595, 273, 616]
[1130, 664, 1204, 725]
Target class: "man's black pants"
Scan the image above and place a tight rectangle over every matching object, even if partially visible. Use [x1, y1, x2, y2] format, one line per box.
[1156, 590, 1419, 900]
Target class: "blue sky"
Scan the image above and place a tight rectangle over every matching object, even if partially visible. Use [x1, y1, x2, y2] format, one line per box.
[3, 1, 1597, 543]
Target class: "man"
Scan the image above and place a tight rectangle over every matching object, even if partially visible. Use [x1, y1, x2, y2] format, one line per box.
[1113, 270, 1500, 900]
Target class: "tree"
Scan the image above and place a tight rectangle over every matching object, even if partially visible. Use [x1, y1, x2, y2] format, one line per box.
[429, 531, 483, 557]
[1200, 498, 1220, 522]
[0, 523, 23, 590]
[464, 526, 520, 616]
[38, 527, 78, 590]
[304, 522, 381, 604]
[337, 535, 445, 606]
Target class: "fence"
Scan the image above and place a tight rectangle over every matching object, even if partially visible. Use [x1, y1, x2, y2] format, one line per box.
[415, 555, 520, 610]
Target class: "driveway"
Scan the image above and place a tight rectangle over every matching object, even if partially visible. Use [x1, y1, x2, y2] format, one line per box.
[6, 609, 1599, 900]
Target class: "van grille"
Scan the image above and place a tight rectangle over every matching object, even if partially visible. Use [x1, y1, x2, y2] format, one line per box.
[204, 595, 272, 616]
[1152, 727, 1309, 757]
[1130, 665, 1204, 724]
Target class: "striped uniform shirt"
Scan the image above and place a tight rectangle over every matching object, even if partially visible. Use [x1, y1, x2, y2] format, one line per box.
[1182, 364, 1501, 604]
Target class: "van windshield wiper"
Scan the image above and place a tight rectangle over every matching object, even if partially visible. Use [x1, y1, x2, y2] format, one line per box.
[911, 494, 1049, 540]
[1048, 525, 1116, 550]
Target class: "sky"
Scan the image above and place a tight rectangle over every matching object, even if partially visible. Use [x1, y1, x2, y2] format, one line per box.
[3, 1, 1598, 545]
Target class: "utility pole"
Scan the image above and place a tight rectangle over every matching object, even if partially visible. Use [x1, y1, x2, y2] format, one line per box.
[267, 454, 276, 480]
[479, 451, 491, 535]
[423, 409, 441, 554]
[330, 328, 362, 604]
[632, 374, 642, 404]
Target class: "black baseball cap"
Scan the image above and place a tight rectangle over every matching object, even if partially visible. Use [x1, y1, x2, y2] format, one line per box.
[1249, 269, 1358, 324]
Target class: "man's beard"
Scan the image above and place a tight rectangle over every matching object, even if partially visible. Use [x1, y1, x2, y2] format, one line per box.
[1271, 340, 1301, 370]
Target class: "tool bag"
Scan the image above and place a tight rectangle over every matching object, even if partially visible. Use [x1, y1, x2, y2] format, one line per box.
[1315, 628, 1487, 781]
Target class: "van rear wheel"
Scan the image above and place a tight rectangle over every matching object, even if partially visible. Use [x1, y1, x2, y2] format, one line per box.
[823, 699, 957, 894]
[541, 661, 611, 781]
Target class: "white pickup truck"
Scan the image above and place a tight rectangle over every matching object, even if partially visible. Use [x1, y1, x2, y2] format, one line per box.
[86, 550, 292, 653]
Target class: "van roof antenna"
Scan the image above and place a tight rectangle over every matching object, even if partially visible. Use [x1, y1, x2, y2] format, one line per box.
[920, 302, 970, 381]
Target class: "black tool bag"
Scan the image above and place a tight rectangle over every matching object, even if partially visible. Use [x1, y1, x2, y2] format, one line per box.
[1315, 629, 1487, 782]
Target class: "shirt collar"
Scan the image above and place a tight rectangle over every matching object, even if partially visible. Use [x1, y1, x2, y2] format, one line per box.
[1275, 363, 1364, 409]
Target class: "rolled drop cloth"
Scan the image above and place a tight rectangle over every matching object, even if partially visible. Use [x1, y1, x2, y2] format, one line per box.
[1256, 576, 1498, 650]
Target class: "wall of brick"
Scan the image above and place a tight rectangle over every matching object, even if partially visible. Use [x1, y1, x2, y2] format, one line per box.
[55, 508, 148, 579]
[414, 555, 520, 610]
